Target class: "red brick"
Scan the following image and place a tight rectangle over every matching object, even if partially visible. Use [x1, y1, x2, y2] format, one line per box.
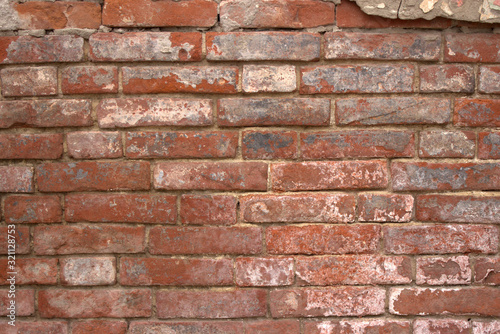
[14, 1, 101, 30]
[0, 134, 62, 160]
[358, 194, 413, 222]
[414, 320, 470, 334]
[61, 257, 116, 286]
[420, 65, 475, 93]
[126, 131, 238, 159]
[301, 130, 414, 159]
[240, 193, 356, 223]
[34, 225, 145, 255]
[1, 67, 57, 97]
[220, 0, 334, 29]
[473, 321, 500, 334]
[0, 226, 29, 255]
[271, 161, 387, 191]
[65, 194, 176, 224]
[149, 226, 261, 255]
[392, 162, 500, 191]
[445, 33, 500, 62]
[97, 98, 212, 128]
[38, 289, 151, 318]
[475, 258, 500, 285]
[454, 98, 500, 127]
[390, 287, 500, 316]
[37, 161, 150, 192]
[325, 32, 440, 60]
[243, 65, 296, 93]
[304, 320, 410, 334]
[181, 195, 237, 226]
[71, 320, 127, 334]
[479, 132, 500, 159]
[120, 257, 233, 286]
[207, 32, 320, 61]
[0, 259, 57, 285]
[123, 66, 238, 94]
[129, 321, 243, 334]
[0, 321, 67, 334]
[479, 66, 500, 93]
[157, 289, 266, 319]
[419, 130, 475, 158]
[103, 0, 217, 27]
[384, 224, 498, 254]
[67, 132, 122, 159]
[0, 35, 83, 64]
[0, 289, 34, 316]
[416, 195, 500, 224]
[0, 100, 92, 129]
[301, 65, 414, 94]
[154, 162, 267, 191]
[62, 66, 118, 94]
[416, 256, 471, 285]
[246, 320, 300, 334]
[267, 224, 380, 255]
[270, 287, 385, 317]
[218, 98, 330, 127]
[90, 32, 202, 62]
[5, 195, 61, 224]
[296, 255, 411, 286]
[242, 130, 297, 160]
[235, 257, 294, 287]
[0, 166, 33, 193]
[336, 97, 451, 126]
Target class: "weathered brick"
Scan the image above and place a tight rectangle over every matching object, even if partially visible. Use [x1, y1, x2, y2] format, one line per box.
[38, 289, 151, 318]
[296, 255, 411, 286]
[479, 66, 500, 93]
[0, 226, 29, 255]
[206, 32, 320, 61]
[336, 97, 451, 126]
[5, 195, 61, 224]
[392, 162, 500, 191]
[271, 161, 388, 191]
[0, 35, 83, 64]
[34, 225, 145, 255]
[445, 33, 500, 62]
[102, 0, 217, 27]
[240, 193, 356, 223]
[71, 320, 127, 334]
[156, 289, 266, 318]
[325, 32, 440, 60]
[129, 321, 243, 334]
[479, 132, 500, 159]
[473, 321, 500, 334]
[0, 321, 68, 334]
[304, 320, 410, 334]
[0, 100, 92, 129]
[65, 194, 176, 224]
[149, 226, 261, 255]
[420, 65, 475, 93]
[1, 67, 57, 97]
[123, 66, 238, 94]
[300, 65, 414, 94]
[301, 130, 414, 159]
[414, 320, 470, 334]
[267, 224, 380, 255]
[358, 194, 413, 222]
[416, 195, 500, 224]
[0, 134, 63, 160]
[126, 131, 238, 159]
[416, 256, 471, 285]
[270, 287, 385, 317]
[384, 224, 498, 254]
[0, 166, 33, 193]
[0, 289, 34, 316]
[218, 98, 330, 127]
[97, 98, 212, 128]
[454, 98, 500, 127]
[154, 162, 267, 191]
[242, 130, 297, 160]
[242, 65, 296, 93]
[89, 32, 202, 62]
[67, 132, 122, 159]
[390, 287, 500, 316]
[120, 258, 233, 286]
[181, 195, 237, 226]
[0, 258, 57, 285]
[246, 320, 300, 334]
[62, 66, 118, 94]
[235, 257, 294, 287]
[419, 130, 475, 158]
[61, 257, 116, 286]
[475, 258, 500, 285]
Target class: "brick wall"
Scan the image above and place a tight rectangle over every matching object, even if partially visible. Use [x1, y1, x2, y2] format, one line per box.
[1, 0, 500, 333]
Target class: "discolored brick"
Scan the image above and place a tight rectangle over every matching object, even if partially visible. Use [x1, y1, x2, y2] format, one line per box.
[445, 33, 500, 62]
[304, 320, 410, 334]
[242, 130, 298, 160]
[1, 67, 57, 97]
[243, 65, 296, 93]
[5, 195, 61, 224]
[475, 258, 500, 285]
[61, 257, 116, 286]
[0, 226, 29, 255]
[479, 132, 500, 159]
[0, 166, 33, 193]
[0, 321, 68, 333]
[454, 98, 500, 127]
[479, 66, 500, 93]
[246, 320, 300, 334]
[129, 321, 243, 334]
[71, 320, 127, 334]
[416, 256, 471, 285]
[67, 132, 122, 159]
[419, 130, 475, 158]
[62, 66, 118, 94]
[420, 65, 475, 93]
[0, 259, 57, 285]
[181, 195, 237, 226]
[473, 321, 500, 334]
[235, 257, 294, 287]
[0, 289, 34, 316]
[414, 319, 470, 334]
[0, 134, 63, 160]
[358, 194, 413, 222]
